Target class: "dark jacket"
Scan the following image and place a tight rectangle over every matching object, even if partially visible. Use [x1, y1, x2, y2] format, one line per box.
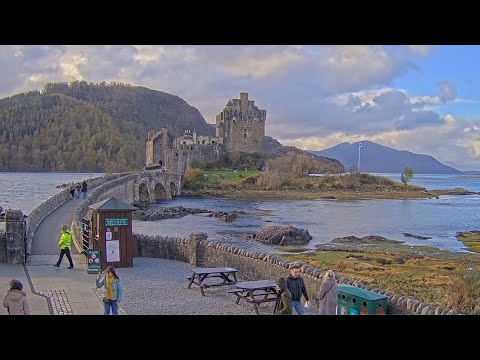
[81, 181, 88, 192]
[287, 276, 309, 302]
[274, 278, 293, 315]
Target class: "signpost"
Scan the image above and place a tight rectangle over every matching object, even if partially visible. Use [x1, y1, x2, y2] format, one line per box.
[87, 249, 101, 274]
[105, 218, 128, 226]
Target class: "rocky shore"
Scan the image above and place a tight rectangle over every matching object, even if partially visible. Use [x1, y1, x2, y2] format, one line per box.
[254, 225, 312, 246]
[134, 206, 245, 223]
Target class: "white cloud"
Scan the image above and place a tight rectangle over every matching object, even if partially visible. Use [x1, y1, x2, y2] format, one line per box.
[1, 44, 479, 169]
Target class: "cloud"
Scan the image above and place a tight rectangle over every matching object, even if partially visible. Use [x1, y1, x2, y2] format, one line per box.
[1, 44, 479, 169]
[437, 80, 457, 103]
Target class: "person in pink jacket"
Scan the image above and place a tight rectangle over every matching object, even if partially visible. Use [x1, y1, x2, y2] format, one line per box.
[3, 279, 30, 315]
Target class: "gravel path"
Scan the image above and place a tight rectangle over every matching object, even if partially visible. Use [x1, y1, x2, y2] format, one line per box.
[116, 257, 277, 315]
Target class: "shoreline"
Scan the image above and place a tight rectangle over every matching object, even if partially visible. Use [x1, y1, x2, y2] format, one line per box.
[182, 188, 479, 201]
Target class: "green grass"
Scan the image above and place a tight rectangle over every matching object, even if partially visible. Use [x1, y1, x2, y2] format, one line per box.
[456, 231, 480, 253]
[203, 170, 260, 184]
[283, 238, 480, 313]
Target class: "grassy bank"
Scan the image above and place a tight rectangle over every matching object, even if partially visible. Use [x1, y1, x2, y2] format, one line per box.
[456, 231, 480, 253]
[183, 171, 454, 200]
[283, 236, 480, 313]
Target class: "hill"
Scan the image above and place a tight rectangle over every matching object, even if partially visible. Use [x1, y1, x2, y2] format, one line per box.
[310, 140, 462, 174]
[0, 81, 215, 172]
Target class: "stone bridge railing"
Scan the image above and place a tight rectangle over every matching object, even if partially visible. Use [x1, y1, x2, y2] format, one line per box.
[71, 171, 183, 252]
[26, 173, 130, 255]
[133, 233, 459, 315]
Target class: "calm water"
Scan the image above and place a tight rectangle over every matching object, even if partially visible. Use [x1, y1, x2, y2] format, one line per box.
[1, 172, 479, 252]
[0, 172, 104, 214]
[133, 173, 480, 252]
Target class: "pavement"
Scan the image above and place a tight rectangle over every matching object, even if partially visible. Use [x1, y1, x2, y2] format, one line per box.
[1, 190, 107, 315]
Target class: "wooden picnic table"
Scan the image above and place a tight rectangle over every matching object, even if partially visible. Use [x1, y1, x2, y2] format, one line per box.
[187, 267, 239, 296]
[229, 280, 278, 315]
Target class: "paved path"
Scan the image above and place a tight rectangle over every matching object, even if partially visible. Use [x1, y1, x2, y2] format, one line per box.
[23, 190, 106, 315]
[31, 196, 85, 255]
[0, 264, 50, 315]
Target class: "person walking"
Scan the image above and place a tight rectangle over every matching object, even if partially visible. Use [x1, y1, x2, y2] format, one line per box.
[318, 270, 338, 315]
[96, 266, 123, 315]
[53, 225, 74, 269]
[81, 180, 88, 199]
[273, 277, 293, 315]
[75, 183, 81, 199]
[69, 183, 75, 199]
[287, 265, 310, 315]
[3, 279, 30, 315]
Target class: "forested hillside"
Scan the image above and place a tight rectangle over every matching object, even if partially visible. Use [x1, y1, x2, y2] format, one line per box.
[0, 81, 214, 172]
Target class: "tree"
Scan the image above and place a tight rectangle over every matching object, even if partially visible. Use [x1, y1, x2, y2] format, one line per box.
[184, 168, 206, 190]
[401, 167, 414, 187]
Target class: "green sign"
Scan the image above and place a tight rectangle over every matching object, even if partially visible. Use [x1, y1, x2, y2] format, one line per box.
[87, 249, 101, 273]
[105, 218, 128, 226]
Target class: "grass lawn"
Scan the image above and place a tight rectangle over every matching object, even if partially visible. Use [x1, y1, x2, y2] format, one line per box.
[203, 170, 260, 184]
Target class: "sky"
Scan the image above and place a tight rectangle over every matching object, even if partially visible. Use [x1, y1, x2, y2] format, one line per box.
[1, 45, 480, 170]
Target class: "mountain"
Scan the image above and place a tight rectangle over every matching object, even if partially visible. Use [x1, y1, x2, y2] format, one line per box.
[0, 81, 341, 173]
[263, 136, 344, 173]
[0, 81, 215, 172]
[310, 140, 462, 174]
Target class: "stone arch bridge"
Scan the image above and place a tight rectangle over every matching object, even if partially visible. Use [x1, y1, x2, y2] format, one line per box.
[134, 171, 184, 205]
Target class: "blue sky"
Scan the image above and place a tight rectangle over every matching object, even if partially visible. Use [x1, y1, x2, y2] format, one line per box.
[0, 45, 479, 170]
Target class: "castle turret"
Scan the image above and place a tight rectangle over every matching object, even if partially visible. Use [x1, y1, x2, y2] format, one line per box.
[215, 92, 266, 153]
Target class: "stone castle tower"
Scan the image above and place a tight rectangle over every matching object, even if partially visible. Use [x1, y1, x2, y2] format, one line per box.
[215, 92, 266, 153]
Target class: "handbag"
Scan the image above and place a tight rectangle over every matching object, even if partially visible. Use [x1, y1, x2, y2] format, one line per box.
[102, 297, 111, 304]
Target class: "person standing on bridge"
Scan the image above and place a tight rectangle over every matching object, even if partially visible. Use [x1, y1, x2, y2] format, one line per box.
[3, 279, 30, 315]
[81, 180, 88, 199]
[53, 225, 74, 269]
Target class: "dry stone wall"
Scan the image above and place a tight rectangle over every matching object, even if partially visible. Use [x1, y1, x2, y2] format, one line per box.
[134, 233, 459, 315]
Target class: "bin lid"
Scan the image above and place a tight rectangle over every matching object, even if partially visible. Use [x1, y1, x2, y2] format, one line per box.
[338, 285, 387, 301]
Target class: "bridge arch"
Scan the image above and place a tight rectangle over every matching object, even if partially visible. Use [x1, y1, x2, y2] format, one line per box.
[154, 182, 167, 202]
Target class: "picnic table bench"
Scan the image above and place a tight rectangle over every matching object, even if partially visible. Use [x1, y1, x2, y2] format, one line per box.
[187, 267, 239, 296]
[229, 280, 278, 314]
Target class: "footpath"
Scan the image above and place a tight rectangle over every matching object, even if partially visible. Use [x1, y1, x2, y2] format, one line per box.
[2, 192, 105, 315]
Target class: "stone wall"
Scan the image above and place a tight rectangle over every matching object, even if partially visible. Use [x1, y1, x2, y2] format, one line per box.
[164, 145, 225, 174]
[25, 174, 126, 255]
[0, 229, 6, 263]
[134, 233, 458, 315]
[225, 118, 265, 153]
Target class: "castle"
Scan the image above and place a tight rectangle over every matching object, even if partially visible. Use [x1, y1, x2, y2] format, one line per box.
[146, 92, 266, 173]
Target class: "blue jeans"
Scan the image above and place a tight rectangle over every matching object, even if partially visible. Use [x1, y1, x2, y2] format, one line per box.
[82, 191, 87, 199]
[293, 301, 304, 315]
[104, 300, 118, 315]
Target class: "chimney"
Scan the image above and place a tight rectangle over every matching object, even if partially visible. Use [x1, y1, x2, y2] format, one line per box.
[240, 92, 248, 116]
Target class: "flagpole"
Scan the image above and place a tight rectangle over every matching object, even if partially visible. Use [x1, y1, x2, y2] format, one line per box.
[358, 144, 361, 173]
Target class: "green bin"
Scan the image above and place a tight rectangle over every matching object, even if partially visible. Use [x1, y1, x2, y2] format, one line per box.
[337, 285, 387, 315]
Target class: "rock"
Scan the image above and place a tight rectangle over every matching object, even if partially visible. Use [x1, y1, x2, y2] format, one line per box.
[390, 294, 401, 304]
[421, 305, 432, 315]
[412, 301, 422, 313]
[434, 307, 444, 315]
[441, 309, 449, 315]
[447, 309, 458, 315]
[407, 299, 419, 311]
[402, 232, 432, 240]
[254, 225, 312, 246]
[427, 308, 436, 315]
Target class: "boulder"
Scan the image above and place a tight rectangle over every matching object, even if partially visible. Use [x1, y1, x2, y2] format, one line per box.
[254, 225, 312, 246]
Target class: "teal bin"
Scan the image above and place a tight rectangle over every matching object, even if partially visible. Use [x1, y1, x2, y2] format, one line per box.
[337, 285, 387, 315]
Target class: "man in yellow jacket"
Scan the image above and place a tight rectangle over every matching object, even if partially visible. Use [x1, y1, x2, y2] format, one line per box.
[53, 224, 74, 269]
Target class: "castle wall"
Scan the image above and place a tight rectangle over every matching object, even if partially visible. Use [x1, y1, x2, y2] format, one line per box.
[225, 119, 265, 153]
[146, 128, 172, 167]
[165, 145, 225, 174]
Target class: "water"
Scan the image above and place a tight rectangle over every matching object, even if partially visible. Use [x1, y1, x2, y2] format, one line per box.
[0, 172, 104, 215]
[1, 172, 478, 252]
[133, 173, 480, 252]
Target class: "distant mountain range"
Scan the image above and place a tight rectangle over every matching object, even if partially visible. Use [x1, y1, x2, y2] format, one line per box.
[310, 141, 463, 174]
